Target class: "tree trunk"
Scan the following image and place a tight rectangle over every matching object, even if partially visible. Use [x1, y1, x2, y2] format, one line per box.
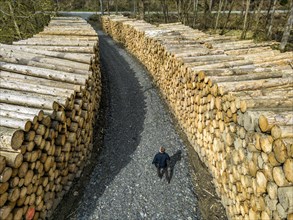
[0, 127, 24, 150]
[241, 0, 251, 39]
[133, 0, 137, 17]
[100, 0, 104, 15]
[280, 3, 293, 51]
[221, 1, 234, 34]
[209, 0, 213, 12]
[161, 0, 169, 23]
[107, 0, 110, 15]
[267, 0, 278, 39]
[192, 0, 199, 28]
[115, 0, 118, 14]
[7, 2, 21, 39]
[139, 0, 145, 20]
[215, 0, 224, 30]
[253, 0, 264, 36]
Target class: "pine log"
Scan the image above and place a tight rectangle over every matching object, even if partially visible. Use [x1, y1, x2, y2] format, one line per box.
[0, 62, 88, 85]
[0, 116, 31, 132]
[0, 44, 92, 64]
[9, 45, 95, 53]
[259, 112, 293, 132]
[0, 47, 91, 70]
[240, 97, 293, 113]
[273, 166, 289, 187]
[0, 192, 8, 207]
[0, 127, 24, 150]
[18, 162, 28, 178]
[273, 139, 288, 163]
[0, 88, 64, 110]
[217, 77, 293, 95]
[0, 71, 81, 92]
[0, 156, 5, 175]
[0, 109, 38, 124]
[0, 151, 23, 168]
[0, 202, 15, 219]
[0, 103, 44, 120]
[0, 78, 76, 98]
[0, 167, 12, 183]
[8, 187, 20, 202]
[277, 186, 293, 213]
[283, 158, 293, 182]
[0, 55, 90, 75]
[37, 29, 97, 36]
[271, 125, 293, 139]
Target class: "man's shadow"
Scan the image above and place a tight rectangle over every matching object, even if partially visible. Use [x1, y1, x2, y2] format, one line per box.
[168, 150, 182, 183]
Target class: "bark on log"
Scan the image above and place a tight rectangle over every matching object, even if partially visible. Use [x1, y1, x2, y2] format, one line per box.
[0, 167, 12, 183]
[0, 109, 38, 125]
[0, 103, 44, 120]
[0, 88, 64, 110]
[0, 151, 23, 168]
[0, 116, 31, 132]
[0, 62, 88, 85]
[0, 127, 24, 150]
[0, 44, 92, 64]
[0, 78, 76, 98]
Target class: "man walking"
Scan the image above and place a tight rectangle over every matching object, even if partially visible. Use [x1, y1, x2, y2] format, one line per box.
[152, 147, 170, 183]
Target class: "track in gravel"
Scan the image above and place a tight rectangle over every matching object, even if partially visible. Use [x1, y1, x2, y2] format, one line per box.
[56, 25, 201, 219]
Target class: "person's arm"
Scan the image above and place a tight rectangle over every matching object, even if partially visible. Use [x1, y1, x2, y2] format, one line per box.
[152, 154, 158, 167]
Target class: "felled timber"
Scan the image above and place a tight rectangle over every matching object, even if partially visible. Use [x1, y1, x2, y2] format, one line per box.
[0, 17, 101, 220]
[101, 15, 293, 220]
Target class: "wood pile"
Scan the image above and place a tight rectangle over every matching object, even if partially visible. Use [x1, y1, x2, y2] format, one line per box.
[0, 17, 101, 220]
[101, 15, 293, 220]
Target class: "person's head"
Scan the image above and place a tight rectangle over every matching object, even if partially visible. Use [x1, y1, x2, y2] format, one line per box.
[159, 147, 165, 153]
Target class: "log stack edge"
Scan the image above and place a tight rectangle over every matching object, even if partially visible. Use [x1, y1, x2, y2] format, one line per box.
[0, 17, 101, 219]
[101, 15, 293, 220]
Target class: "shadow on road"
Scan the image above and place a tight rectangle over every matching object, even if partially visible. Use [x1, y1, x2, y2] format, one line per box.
[53, 19, 147, 220]
[168, 150, 182, 182]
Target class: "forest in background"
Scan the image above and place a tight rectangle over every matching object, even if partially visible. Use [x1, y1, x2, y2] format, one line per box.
[0, 0, 55, 43]
[0, 0, 292, 51]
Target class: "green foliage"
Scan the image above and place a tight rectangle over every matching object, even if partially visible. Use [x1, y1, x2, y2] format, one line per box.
[0, 0, 54, 44]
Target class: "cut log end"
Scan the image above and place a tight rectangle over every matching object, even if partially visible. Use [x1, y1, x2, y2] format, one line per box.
[11, 130, 24, 149]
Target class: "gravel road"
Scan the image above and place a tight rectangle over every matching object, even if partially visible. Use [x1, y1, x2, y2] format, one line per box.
[67, 27, 201, 219]
[53, 13, 227, 220]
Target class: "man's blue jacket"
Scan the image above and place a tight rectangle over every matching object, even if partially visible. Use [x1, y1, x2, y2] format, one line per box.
[152, 152, 170, 168]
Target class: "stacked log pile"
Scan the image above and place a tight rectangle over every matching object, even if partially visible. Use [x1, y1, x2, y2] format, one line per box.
[101, 15, 293, 220]
[0, 17, 101, 219]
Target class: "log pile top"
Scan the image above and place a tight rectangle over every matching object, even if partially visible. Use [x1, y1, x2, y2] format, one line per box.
[101, 15, 293, 220]
[0, 17, 101, 219]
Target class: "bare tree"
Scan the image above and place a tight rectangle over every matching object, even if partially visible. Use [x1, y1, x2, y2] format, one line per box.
[267, 0, 278, 39]
[215, 0, 224, 30]
[209, 0, 213, 12]
[99, 0, 104, 15]
[161, 0, 169, 23]
[175, 0, 182, 22]
[192, 0, 199, 27]
[133, 0, 137, 16]
[221, 0, 234, 34]
[241, 0, 251, 39]
[7, 1, 21, 39]
[253, 0, 264, 36]
[115, 0, 118, 14]
[139, 0, 145, 19]
[280, 2, 293, 51]
[106, 0, 110, 15]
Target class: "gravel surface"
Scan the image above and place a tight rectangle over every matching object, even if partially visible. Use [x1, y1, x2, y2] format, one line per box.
[60, 27, 201, 219]
[53, 13, 227, 220]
